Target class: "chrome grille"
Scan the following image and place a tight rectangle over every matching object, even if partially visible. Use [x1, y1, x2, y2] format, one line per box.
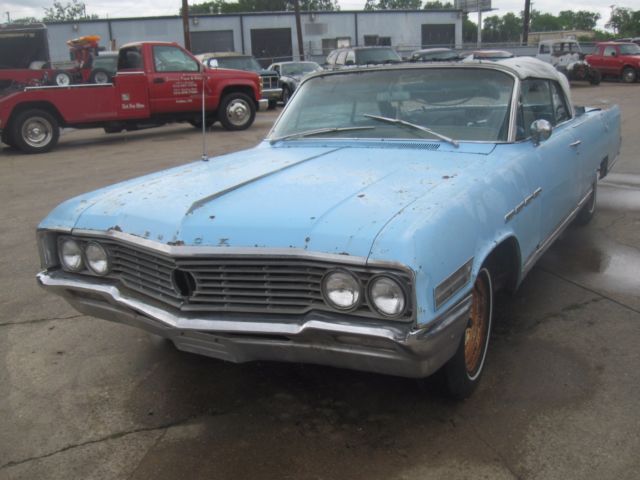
[262, 75, 279, 89]
[86, 238, 414, 320]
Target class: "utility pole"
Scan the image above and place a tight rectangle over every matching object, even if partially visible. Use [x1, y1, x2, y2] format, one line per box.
[522, 0, 531, 46]
[293, 0, 304, 60]
[5, 11, 10, 23]
[181, 0, 192, 51]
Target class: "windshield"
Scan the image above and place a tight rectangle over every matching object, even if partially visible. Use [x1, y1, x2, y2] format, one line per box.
[355, 48, 401, 65]
[217, 56, 262, 72]
[270, 68, 515, 143]
[620, 44, 640, 55]
[281, 62, 321, 76]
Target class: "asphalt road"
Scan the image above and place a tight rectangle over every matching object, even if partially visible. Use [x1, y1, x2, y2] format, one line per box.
[1, 81, 639, 480]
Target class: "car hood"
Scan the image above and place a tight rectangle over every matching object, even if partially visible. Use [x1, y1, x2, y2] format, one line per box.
[47, 142, 494, 259]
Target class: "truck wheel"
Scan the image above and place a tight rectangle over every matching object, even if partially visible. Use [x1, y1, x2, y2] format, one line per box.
[268, 99, 277, 110]
[589, 69, 601, 85]
[622, 67, 637, 83]
[282, 85, 291, 105]
[442, 267, 493, 400]
[11, 109, 60, 154]
[52, 71, 72, 86]
[218, 93, 256, 131]
[90, 68, 111, 84]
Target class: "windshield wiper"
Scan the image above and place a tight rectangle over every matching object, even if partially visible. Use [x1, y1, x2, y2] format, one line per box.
[269, 126, 375, 144]
[362, 114, 459, 147]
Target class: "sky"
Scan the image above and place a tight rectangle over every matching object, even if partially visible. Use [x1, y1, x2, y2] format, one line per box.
[1, 0, 636, 29]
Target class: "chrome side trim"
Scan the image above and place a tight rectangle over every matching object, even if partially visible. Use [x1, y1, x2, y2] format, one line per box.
[504, 187, 542, 223]
[25, 83, 114, 92]
[522, 186, 593, 276]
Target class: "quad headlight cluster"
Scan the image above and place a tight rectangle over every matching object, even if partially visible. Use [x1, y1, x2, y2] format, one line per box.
[321, 269, 408, 318]
[58, 238, 111, 276]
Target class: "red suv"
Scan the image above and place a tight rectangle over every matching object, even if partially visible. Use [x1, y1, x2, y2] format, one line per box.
[586, 42, 640, 83]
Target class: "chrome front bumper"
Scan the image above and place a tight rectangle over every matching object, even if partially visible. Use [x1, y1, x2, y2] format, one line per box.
[37, 270, 471, 378]
[257, 99, 269, 111]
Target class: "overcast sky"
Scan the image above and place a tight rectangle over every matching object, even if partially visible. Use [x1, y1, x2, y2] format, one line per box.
[1, 0, 636, 29]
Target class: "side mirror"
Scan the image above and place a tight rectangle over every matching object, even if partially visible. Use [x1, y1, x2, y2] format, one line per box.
[208, 59, 219, 68]
[531, 119, 553, 145]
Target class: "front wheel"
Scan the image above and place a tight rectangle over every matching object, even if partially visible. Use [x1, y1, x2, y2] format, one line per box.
[10, 109, 60, 154]
[52, 71, 72, 86]
[622, 67, 637, 83]
[443, 267, 493, 400]
[90, 68, 111, 84]
[589, 69, 601, 85]
[282, 85, 291, 105]
[218, 92, 256, 131]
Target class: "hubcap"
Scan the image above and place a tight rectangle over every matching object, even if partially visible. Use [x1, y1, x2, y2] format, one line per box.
[226, 99, 250, 126]
[95, 72, 108, 83]
[465, 273, 489, 376]
[22, 117, 53, 148]
[56, 74, 70, 86]
[623, 70, 635, 82]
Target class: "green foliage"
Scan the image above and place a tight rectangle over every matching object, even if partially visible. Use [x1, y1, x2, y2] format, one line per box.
[462, 13, 477, 43]
[12, 17, 41, 24]
[530, 10, 561, 32]
[557, 10, 600, 31]
[187, 0, 339, 14]
[43, 0, 97, 21]
[423, 1, 453, 9]
[482, 12, 522, 42]
[606, 7, 640, 37]
[364, 0, 422, 10]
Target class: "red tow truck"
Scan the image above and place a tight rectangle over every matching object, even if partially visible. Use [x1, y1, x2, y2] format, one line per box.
[0, 41, 266, 153]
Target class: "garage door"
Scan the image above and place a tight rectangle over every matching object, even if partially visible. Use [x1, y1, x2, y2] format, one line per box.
[421, 24, 455, 47]
[191, 30, 234, 54]
[250, 28, 292, 67]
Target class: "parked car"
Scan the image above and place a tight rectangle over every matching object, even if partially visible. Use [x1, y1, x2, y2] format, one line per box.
[586, 42, 640, 83]
[462, 50, 514, 61]
[410, 48, 461, 62]
[36, 58, 621, 398]
[536, 39, 601, 85]
[89, 51, 117, 83]
[325, 46, 402, 69]
[267, 61, 322, 104]
[197, 52, 281, 109]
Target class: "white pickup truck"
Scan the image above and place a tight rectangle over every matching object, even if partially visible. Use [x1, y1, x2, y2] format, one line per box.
[536, 39, 601, 85]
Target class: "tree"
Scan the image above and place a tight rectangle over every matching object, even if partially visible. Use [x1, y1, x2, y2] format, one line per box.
[481, 13, 521, 42]
[186, 0, 338, 14]
[364, 0, 422, 10]
[606, 7, 640, 37]
[423, 1, 453, 9]
[43, 0, 97, 21]
[530, 10, 562, 32]
[12, 17, 41, 24]
[558, 10, 600, 31]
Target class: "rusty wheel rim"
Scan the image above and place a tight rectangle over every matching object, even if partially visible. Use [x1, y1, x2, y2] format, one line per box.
[465, 273, 489, 377]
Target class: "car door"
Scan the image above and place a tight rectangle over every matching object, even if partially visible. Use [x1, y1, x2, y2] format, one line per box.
[148, 44, 202, 113]
[517, 78, 580, 241]
[602, 45, 620, 76]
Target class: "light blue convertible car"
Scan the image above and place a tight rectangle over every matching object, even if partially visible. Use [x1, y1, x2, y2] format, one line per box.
[37, 58, 621, 398]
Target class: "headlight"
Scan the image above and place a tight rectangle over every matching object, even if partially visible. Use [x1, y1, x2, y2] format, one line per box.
[85, 242, 111, 276]
[322, 270, 361, 310]
[369, 276, 406, 317]
[59, 238, 83, 272]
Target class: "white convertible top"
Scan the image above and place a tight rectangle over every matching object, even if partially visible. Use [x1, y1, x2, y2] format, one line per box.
[496, 56, 573, 109]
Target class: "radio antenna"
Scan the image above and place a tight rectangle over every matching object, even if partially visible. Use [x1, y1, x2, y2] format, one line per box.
[201, 74, 208, 161]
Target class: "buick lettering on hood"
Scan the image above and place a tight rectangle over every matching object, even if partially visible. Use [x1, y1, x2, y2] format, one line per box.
[37, 58, 621, 398]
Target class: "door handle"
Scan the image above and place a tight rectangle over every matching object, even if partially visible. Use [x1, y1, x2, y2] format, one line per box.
[153, 77, 166, 84]
[569, 140, 582, 147]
